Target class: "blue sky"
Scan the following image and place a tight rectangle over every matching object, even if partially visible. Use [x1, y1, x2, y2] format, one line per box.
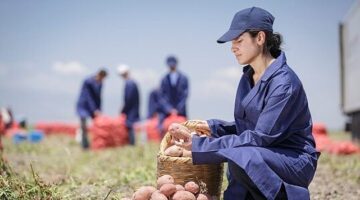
[0, 0, 355, 130]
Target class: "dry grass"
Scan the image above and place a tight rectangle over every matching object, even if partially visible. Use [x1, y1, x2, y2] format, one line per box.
[0, 132, 359, 199]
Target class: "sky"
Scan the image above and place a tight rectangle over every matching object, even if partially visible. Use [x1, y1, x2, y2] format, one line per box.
[0, 0, 356, 130]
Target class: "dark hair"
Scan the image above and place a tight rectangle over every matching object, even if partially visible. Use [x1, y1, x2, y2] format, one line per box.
[98, 68, 108, 77]
[247, 30, 282, 58]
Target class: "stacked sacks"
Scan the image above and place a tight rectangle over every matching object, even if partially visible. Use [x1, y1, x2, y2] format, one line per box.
[162, 114, 187, 133]
[312, 123, 331, 152]
[0, 115, 3, 151]
[34, 122, 77, 136]
[328, 141, 360, 154]
[90, 115, 128, 150]
[0, 114, 4, 135]
[144, 114, 187, 142]
[313, 123, 360, 154]
[4, 124, 25, 138]
[144, 116, 161, 142]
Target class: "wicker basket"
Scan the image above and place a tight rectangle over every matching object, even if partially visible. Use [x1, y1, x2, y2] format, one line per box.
[157, 120, 224, 198]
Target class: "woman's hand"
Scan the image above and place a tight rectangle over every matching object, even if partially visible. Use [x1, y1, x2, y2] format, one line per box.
[169, 123, 191, 141]
[194, 120, 211, 136]
[168, 123, 192, 150]
[174, 139, 192, 151]
[168, 121, 210, 151]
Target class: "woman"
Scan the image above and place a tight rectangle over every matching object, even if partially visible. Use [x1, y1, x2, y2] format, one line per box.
[170, 7, 319, 200]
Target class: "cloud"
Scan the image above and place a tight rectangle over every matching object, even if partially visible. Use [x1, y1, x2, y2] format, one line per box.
[132, 67, 163, 89]
[196, 66, 242, 98]
[0, 62, 85, 96]
[52, 61, 88, 75]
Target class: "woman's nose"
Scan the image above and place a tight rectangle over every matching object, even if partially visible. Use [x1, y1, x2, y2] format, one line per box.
[231, 45, 237, 53]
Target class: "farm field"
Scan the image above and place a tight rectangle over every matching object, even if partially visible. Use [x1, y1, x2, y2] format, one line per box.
[1, 132, 359, 199]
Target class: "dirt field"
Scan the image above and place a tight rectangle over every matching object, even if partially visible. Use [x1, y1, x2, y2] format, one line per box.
[1, 133, 359, 199]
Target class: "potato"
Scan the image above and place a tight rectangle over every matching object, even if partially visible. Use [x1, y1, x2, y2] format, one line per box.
[144, 186, 156, 194]
[175, 184, 185, 191]
[169, 123, 191, 140]
[159, 183, 177, 197]
[150, 190, 168, 200]
[157, 174, 175, 189]
[132, 186, 154, 200]
[184, 181, 199, 194]
[172, 191, 196, 200]
[196, 193, 213, 200]
[182, 149, 192, 157]
[164, 145, 183, 157]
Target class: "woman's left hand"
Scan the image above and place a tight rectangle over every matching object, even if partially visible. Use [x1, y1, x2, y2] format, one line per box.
[174, 136, 193, 151]
[168, 123, 193, 150]
[169, 123, 191, 141]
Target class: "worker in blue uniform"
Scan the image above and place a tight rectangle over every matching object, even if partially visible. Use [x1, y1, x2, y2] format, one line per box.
[118, 65, 140, 146]
[147, 88, 161, 119]
[170, 7, 319, 200]
[158, 56, 189, 134]
[76, 69, 107, 149]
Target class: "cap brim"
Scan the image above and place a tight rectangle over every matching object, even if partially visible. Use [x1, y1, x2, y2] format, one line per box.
[217, 29, 246, 43]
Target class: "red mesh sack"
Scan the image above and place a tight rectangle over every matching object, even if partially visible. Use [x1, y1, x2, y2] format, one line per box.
[144, 116, 161, 142]
[162, 114, 187, 132]
[90, 115, 128, 150]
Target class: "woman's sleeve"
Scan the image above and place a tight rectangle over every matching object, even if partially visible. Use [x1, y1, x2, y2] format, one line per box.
[193, 84, 300, 152]
[206, 119, 237, 138]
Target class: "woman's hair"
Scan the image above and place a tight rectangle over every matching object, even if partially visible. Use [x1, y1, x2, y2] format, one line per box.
[247, 30, 282, 58]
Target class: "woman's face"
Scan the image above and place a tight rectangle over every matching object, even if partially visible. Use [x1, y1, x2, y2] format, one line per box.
[231, 32, 262, 65]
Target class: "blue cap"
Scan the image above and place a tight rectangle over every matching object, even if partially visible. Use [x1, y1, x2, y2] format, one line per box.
[217, 7, 274, 43]
[166, 56, 178, 67]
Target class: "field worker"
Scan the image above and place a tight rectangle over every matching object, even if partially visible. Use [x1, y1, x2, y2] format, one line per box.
[118, 65, 140, 146]
[1, 107, 14, 129]
[170, 7, 319, 200]
[158, 56, 189, 132]
[147, 88, 161, 119]
[76, 69, 107, 149]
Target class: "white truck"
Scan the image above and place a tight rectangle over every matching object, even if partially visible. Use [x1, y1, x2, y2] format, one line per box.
[339, 0, 360, 143]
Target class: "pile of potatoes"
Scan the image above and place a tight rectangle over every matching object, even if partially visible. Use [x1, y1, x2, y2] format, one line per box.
[122, 174, 214, 200]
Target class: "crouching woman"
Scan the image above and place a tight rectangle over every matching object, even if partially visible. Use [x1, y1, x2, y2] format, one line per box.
[170, 7, 319, 200]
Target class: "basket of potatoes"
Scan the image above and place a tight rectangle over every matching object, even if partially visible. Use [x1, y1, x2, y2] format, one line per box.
[157, 120, 224, 199]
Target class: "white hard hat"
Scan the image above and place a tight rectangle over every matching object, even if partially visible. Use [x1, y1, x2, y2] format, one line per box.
[117, 64, 130, 75]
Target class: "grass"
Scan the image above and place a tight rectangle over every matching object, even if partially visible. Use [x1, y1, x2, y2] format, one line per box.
[0, 132, 359, 199]
[1, 134, 161, 199]
[0, 154, 57, 199]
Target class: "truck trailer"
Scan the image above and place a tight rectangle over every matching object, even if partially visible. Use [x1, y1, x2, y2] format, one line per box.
[339, 0, 360, 143]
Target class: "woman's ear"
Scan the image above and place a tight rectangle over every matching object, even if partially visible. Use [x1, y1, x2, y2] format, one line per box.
[257, 31, 266, 46]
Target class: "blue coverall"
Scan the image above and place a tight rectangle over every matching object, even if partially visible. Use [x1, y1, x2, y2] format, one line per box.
[147, 89, 161, 119]
[76, 76, 102, 148]
[192, 52, 319, 200]
[158, 72, 189, 133]
[121, 79, 140, 145]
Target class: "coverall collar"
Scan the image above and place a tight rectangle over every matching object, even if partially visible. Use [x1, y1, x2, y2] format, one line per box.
[242, 51, 287, 82]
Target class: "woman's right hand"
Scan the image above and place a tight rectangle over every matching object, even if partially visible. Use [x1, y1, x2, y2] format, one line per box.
[194, 120, 211, 136]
